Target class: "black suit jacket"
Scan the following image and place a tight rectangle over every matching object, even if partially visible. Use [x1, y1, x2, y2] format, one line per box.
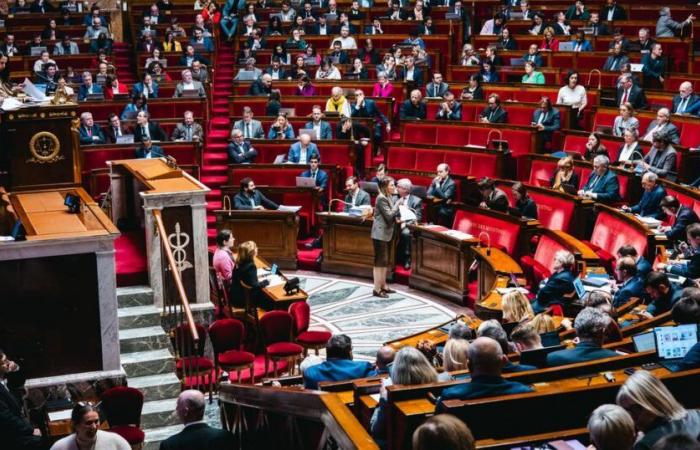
[105, 125, 130, 144]
[233, 190, 279, 210]
[134, 122, 167, 142]
[615, 85, 648, 110]
[160, 423, 235, 450]
[666, 206, 700, 242]
[0, 384, 42, 450]
[480, 106, 508, 124]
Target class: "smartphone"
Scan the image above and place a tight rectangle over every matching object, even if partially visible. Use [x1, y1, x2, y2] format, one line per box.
[270, 264, 278, 275]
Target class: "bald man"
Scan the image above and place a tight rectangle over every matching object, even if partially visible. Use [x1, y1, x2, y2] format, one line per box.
[672, 81, 699, 115]
[372, 345, 396, 376]
[436, 337, 533, 410]
[160, 390, 235, 450]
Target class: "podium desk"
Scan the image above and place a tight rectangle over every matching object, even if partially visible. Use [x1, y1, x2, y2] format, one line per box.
[1, 188, 120, 380]
[109, 159, 210, 308]
[473, 247, 526, 321]
[316, 212, 396, 280]
[215, 209, 300, 270]
[255, 255, 309, 310]
[408, 225, 479, 305]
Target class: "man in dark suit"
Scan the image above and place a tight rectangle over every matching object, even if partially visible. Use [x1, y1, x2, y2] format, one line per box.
[479, 94, 508, 124]
[615, 74, 647, 109]
[233, 177, 279, 210]
[602, 42, 629, 71]
[304, 106, 333, 140]
[300, 155, 329, 209]
[171, 111, 204, 142]
[435, 91, 462, 120]
[395, 178, 423, 270]
[427, 163, 456, 226]
[522, 44, 544, 67]
[531, 250, 576, 313]
[613, 256, 645, 307]
[546, 308, 618, 366]
[227, 129, 258, 164]
[1, 350, 45, 450]
[351, 90, 390, 143]
[105, 113, 131, 144]
[160, 390, 234, 450]
[425, 72, 449, 98]
[134, 111, 167, 142]
[78, 112, 106, 145]
[398, 57, 424, 87]
[477, 320, 537, 372]
[623, 172, 666, 219]
[399, 89, 427, 120]
[659, 223, 700, 279]
[247, 74, 272, 96]
[436, 337, 533, 410]
[642, 108, 680, 144]
[641, 43, 666, 88]
[600, 0, 626, 21]
[264, 58, 287, 81]
[672, 81, 699, 115]
[78, 72, 104, 101]
[343, 176, 371, 212]
[617, 245, 653, 280]
[578, 155, 621, 204]
[532, 97, 560, 147]
[477, 177, 508, 213]
[642, 271, 682, 317]
[303, 335, 374, 389]
[135, 137, 166, 159]
[635, 28, 655, 53]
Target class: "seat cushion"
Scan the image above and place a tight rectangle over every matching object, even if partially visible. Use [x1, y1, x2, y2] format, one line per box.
[297, 330, 332, 346]
[218, 350, 255, 366]
[109, 425, 145, 444]
[267, 342, 304, 357]
[176, 356, 214, 371]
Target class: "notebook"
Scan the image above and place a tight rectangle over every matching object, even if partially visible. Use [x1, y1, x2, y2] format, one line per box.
[654, 324, 697, 372]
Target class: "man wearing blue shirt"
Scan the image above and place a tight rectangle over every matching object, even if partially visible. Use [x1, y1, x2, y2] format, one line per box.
[287, 134, 320, 164]
[303, 335, 374, 389]
[436, 337, 533, 411]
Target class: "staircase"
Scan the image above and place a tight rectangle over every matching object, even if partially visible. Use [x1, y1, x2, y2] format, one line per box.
[117, 286, 184, 450]
[202, 44, 237, 245]
[112, 42, 136, 85]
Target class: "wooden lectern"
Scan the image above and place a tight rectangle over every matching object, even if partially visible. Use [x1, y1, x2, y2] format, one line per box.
[109, 159, 210, 308]
[0, 105, 81, 191]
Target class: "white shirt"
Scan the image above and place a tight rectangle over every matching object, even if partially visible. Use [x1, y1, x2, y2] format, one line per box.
[333, 36, 357, 50]
[299, 147, 308, 163]
[313, 123, 321, 139]
[406, 67, 415, 81]
[618, 143, 637, 162]
[557, 85, 587, 110]
[182, 81, 195, 90]
[607, 8, 615, 21]
[50, 430, 131, 450]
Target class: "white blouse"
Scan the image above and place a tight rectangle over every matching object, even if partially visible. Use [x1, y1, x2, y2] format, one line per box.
[557, 85, 587, 110]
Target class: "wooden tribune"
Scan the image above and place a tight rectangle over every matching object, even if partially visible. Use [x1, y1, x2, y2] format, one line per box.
[317, 212, 397, 279]
[214, 208, 300, 270]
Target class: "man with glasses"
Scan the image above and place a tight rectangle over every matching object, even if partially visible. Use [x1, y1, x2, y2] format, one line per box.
[479, 93, 508, 124]
[227, 129, 258, 163]
[578, 155, 621, 204]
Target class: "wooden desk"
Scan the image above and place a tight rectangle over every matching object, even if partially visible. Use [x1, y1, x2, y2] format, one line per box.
[473, 247, 525, 321]
[384, 315, 476, 351]
[216, 209, 300, 270]
[254, 255, 308, 310]
[408, 225, 479, 305]
[317, 212, 396, 280]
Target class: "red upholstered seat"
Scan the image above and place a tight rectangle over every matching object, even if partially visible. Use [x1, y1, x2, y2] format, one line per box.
[547, 304, 565, 317]
[109, 426, 145, 445]
[176, 356, 214, 371]
[297, 330, 333, 345]
[218, 349, 255, 365]
[101, 387, 143, 428]
[267, 342, 305, 356]
[452, 209, 522, 256]
[289, 302, 332, 354]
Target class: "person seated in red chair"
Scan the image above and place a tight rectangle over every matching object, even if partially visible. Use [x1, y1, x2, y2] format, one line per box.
[343, 176, 371, 212]
[511, 182, 538, 219]
[435, 91, 462, 121]
[577, 155, 621, 204]
[545, 307, 618, 367]
[51, 403, 130, 450]
[303, 334, 374, 389]
[300, 155, 329, 209]
[233, 178, 279, 211]
[550, 155, 580, 194]
[477, 320, 537, 372]
[658, 196, 700, 244]
[612, 256, 645, 308]
[105, 113, 130, 144]
[670, 292, 700, 370]
[532, 97, 560, 149]
[479, 93, 508, 124]
[621, 172, 666, 220]
[531, 250, 577, 314]
[477, 177, 508, 213]
[103, 75, 129, 100]
[1, 350, 46, 450]
[160, 390, 235, 450]
[617, 244, 652, 280]
[657, 223, 700, 280]
[78, 112, 106, 145]
[640, 133, 678, 182]
[399, 89, 427, 120]
[427, 163, 456, 226]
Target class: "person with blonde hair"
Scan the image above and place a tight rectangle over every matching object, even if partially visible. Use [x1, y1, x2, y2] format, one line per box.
[438, 339, 469, 381]
[371, 347, 437, 446]
[412, 414, 475, 450]
[617, 370, 700, 449]
[229, 241, 271, 309]
[531, 313, 557, 334]
[550, 155, 580, 194]
[502, 291, 535, 323]
[587, 404, 636, 450]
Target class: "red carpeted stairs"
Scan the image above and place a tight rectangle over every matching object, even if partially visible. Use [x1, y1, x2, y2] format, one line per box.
[112, 42, 136, 84]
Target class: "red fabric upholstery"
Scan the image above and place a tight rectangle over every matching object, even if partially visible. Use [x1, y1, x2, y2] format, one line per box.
[589, 210, 647, 263]
[297, 330, 333, 346]
[176, 356, 214, 371]
[289, 301, 311, 334]
[208, 319, 246, 354]
[218, 349, 255, 366]
[101, 387, 143, 427]
[109, 425, 145, 445]
[259, 310, 295, 345]
[267, 342, 304, 356]
[452, 209, 522, 256]
[533, 234, 568, 275]
[547, 304, 564, 317]
[173, 322, 208, 356]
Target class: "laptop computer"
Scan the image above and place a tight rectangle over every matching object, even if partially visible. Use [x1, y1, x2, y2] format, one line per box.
[596, 125, 613, 135]
[235, 70, 257, 81]
[116, 134, 135, 144]
[509, 57, 525, 66]
[180, 89, 201, 98]
[558, 41, 576, 52]
[540, 331, 561, 348]
[573, 277, 587, 300]
[85, 92, 105, 101]
[273, 154, 286, 164]
[30, 46, 47, 56]
[632, 331, 656, 353]
[654, 324, 697, 372]
[298, 128, 316, 139]
[296, 176, 316, 187]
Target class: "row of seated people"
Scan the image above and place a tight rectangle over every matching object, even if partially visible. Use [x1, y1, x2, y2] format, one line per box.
[78, 110, 203, 146]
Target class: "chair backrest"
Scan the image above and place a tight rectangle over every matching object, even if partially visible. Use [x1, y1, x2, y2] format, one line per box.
[210, 267, 231, 318]
[259, 310, 294, 345]
[208, 318, 246, 355]
[172, 322, 207, 358]
[101, 386, 144, 427]
[288, 301, 310, 335]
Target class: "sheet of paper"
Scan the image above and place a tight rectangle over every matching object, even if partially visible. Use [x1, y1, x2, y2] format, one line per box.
[398, 205, 417, 222]
[48, 409, 73, 421]
[635, 215, 662, 228]
[443, 229, 473, 240]
[22, 78, 47, 101]
[495, 287, 530, 295]
[278, 205, 302, 213]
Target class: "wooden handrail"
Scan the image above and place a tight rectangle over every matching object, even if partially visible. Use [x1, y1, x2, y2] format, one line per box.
[152, 209, 199, 342]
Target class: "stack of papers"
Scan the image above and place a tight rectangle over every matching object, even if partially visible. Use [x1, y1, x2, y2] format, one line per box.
[496, 287, 529, 295]
[635, 215, 662, 228]
[278, 205, 302, 213]
[399, 205, 417, 222]
[443, 230, 473, 240]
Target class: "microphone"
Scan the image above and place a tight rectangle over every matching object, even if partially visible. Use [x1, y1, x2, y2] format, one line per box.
[478, 231, 491, 256]
[222, 195, 232, 211]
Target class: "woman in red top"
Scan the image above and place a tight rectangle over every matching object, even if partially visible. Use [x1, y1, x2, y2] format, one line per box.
[202, 2, 221, 25]
[104, 75, 129, 100]
[540, 27, 560, 52]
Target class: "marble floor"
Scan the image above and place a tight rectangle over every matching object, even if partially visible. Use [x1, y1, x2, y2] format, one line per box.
[298, 275, 466, 361]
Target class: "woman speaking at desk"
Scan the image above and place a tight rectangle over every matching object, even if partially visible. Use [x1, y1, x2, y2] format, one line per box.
[372, 177, 402, 298]
[230, 241, 271, 309]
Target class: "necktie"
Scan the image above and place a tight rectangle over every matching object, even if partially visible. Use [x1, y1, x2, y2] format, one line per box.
[610, 57, 618, 71]
[622, 89, 629, 105]
[312, 171, 317, 180]
[488, 110, 494, 121]
[575, 43, 581, 52]
[245, 123, 251, 138]
[186, 125, 192, 141]
[593, 24, 598, 36]
[115, 127, 120, 137]
[142, 126, 148, 138]
[87, 127, 92, 136]
[679, 97, 688, 113]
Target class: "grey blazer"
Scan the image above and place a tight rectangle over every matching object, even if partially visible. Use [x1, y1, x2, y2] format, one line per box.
[233, 119, 265, 139]
[171, 122, 203, 141]
[344, 189, 371, 211]
[644, 145, 678, 182]
[371, 193, 400, 241]
[173, 80, 205, 98]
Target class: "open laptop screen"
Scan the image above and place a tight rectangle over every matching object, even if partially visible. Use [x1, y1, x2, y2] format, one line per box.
[654, 324, 698, 360]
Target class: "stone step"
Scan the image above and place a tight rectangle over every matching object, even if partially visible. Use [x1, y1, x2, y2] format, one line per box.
[118, 305, 162, 329]
[117, 286, 154, 308]
[143, 424, 185, 450]
[128, 373, 181, 402]
[121, 349, 175, 378]
[119, 326, 171, 353]
[141, 398, 180, 428]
